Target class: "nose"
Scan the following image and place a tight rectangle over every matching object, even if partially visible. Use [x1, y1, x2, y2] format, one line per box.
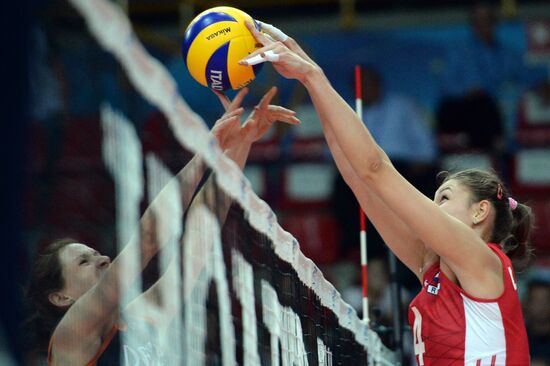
[97, 255, 111, 269]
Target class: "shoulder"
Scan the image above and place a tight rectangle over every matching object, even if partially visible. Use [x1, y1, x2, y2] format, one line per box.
[487, 243, 512, 266]
[385, 94, 425, 118]
[385, 93, 407, 104]
[382, 94, 414, 111]
[49, 331, 103, 366]
[386, 93, 419, 108]
[49, 312, 117, 365]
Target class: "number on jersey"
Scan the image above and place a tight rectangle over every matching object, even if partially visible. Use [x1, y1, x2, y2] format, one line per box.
[411, 306, 425, 366]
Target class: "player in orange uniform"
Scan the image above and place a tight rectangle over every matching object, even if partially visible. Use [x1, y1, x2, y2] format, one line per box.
[25, 87, 299, 365]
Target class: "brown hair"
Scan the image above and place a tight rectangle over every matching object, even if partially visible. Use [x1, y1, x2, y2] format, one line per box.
[437, 169, 534, 272]
[24, 238, 75, 352]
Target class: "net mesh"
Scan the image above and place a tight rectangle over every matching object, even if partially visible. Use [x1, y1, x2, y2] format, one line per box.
[40, 0, 398, 364]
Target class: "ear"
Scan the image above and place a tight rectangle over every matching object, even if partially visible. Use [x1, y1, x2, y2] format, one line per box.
[48, 292, 74, 308]
[472, 199, 491, 225]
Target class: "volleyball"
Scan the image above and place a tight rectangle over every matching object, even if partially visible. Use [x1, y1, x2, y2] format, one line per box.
[182, 6, 263, 91]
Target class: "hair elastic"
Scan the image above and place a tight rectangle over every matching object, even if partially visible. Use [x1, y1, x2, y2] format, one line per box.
[509, 197, 518, 211]
[497, 184, 503, 200]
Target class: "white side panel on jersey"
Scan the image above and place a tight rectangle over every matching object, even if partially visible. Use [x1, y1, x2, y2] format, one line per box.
[462, 295, 506, 365]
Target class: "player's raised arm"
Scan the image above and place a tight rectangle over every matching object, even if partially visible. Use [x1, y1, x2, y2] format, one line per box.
[241, 20, 507, 299]
[247, 21, 428, 279]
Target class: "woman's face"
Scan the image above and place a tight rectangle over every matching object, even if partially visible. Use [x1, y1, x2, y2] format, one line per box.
[57, 243, 110, 302]
[434, 179, 476, 226]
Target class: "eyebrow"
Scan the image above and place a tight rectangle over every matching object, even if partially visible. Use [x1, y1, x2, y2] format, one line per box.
[74, 254, 87, 263]
[75, 251, 96, 262]
[435, 186, 453, 199]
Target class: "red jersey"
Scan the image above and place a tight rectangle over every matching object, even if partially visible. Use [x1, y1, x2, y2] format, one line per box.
[408, 243, 530, 366]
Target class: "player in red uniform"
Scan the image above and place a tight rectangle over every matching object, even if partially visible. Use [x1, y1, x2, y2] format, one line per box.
[245, 21, 534, 365]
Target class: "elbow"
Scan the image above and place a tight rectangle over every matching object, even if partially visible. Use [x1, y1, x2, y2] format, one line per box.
[356, 148, 386, 182]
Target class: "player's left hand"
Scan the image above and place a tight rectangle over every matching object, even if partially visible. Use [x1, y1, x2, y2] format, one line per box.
[213, 86, 300, 149]
[210, 88, 247, 150]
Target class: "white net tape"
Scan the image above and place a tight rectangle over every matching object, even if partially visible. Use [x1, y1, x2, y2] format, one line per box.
[69, 0, 397, 364]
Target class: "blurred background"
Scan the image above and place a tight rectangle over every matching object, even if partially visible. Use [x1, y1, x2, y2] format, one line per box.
[3, 0, 550, 364]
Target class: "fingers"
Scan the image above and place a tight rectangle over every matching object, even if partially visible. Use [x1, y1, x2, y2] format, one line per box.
[266, 106, 301, 125]
[240, 21, 284, 67]
[253, 19, 316, 66]
[212, 110, 242, 145]
[217, 115, 240, 131]
[222, 107, 244, 120]
[257, 20, 288, 42]
[212, 87, 249, 112]
[273, 114, 301, 125]
[213, 107, 244, 127]
[212, 89, 231, 110]
[267, 105, 294, 115]
[245, 86, 277, 122]
[242, 50, 279, 66]
[286, 38, 316, 66]
[245, 20, 272, 46]
[258, 86, 278, 109]
[228, 87, 249, 111]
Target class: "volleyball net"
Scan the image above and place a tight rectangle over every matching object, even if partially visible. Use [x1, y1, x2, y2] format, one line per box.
[61, 0, 397, 364]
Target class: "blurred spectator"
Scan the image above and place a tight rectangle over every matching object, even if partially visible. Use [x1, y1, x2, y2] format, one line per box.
[517, 80, 550, 131]
[29, 19, 67, 144]
[29, 21, 66, 120]
[340, 258, 414, 364]
[341, 259, 389, 319]
[359, 66, 437, 172]
[524, 81, 550, 122]
[436, 1, 545, 153]
[332, 66, 437, 293]
[523, 278, 550, 363]
[28, 9, 69, 238]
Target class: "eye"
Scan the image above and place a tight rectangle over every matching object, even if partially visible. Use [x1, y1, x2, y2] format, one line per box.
[79, 259, 89, 265]
[437, 194, 449, 204]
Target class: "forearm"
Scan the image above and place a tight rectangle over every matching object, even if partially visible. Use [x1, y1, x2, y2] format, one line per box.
[135, 153, 207, 264]
[123, 144, 253, 321]
[176, 153, 207, 211]
[322, 118, 364, 192]
[196, 142, 252, 224]
[321, 116, 425, 276]
[303, 67, 386, 181]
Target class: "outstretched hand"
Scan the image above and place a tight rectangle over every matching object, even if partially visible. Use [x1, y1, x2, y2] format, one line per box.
[239, 21, 317, 83]
[212, 86, 300, 151]
[210, 88, 247, 150]
[255, 20, 318, 67]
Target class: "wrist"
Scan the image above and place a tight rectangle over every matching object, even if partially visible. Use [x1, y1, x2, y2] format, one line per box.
[301, 65, 325, 89]
[225, 143, 251, 170]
